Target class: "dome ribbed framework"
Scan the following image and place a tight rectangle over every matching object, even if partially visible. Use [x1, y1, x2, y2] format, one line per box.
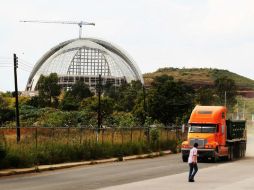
[26, 38, 143, 91]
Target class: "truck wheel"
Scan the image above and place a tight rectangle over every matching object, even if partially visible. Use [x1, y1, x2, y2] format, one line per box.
[243, 143, 246, 157]
[240, 144, 243, 158]
[182, 156, 188, 162]
[242, 143, 246, 157]
[229, 146, 234, 161]
[211, 156, 219, 163]
[235, 143, 240, 158]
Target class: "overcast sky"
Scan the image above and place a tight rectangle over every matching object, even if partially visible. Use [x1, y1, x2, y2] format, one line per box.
[0, 0, 254, 92]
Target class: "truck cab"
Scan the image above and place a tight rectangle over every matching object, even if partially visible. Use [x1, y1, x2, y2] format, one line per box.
[181, 106, 228, 162]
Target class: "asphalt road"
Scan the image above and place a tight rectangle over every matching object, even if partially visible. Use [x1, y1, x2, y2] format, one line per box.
[0, 153, 220, 190]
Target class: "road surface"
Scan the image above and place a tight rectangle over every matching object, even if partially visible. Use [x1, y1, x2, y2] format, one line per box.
[0, 153, 219, 190]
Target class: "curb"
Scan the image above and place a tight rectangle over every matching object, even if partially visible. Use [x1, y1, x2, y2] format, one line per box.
[0, 150, 172, 177]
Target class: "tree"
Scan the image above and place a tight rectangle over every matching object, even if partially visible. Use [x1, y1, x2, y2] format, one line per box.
[36, 73, 61, 107]
[104, 80, 143, 112]
[69, 80, 93, 100]
[0, 94, 15, 125]
[61, 80, 93, 111]
[195, 88, 217, 105]
[147, 75, 194, 125]
[81, 96, 114, 125]
[60, 95, 80, 111]
[0, 95, 8, 108]
[214, 76, 237, 110]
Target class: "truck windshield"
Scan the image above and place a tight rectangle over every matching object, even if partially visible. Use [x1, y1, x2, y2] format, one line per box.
[189, 124, 217, 133]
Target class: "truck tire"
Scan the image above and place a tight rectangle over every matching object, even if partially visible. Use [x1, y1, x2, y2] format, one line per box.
[211, 157, 216, 163]
[239, 144, 242, 158]
[241, 142, 246, 158]
[228, 146, 234, 161]
[240, 143, 244, 158]
[211, 155, 219, 163]
[243, 143, 246, 157]
[182, 156, 188, 162]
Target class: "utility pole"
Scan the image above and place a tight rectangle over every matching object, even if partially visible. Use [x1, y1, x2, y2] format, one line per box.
[13, 54, 20, 143]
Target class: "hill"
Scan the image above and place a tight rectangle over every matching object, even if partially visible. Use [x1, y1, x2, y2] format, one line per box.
[143, 68, 254, 97]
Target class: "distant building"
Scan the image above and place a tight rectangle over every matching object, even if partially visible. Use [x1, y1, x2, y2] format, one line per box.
[26, 38, 143, 92]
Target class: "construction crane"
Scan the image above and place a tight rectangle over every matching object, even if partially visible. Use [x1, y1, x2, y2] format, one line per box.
[20, 20, 95, 38]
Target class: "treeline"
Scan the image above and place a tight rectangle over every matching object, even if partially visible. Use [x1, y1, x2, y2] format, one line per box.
[0, 73, 237, 127]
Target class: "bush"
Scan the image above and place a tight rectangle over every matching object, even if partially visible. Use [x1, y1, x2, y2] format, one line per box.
[150, 128, 159, 145]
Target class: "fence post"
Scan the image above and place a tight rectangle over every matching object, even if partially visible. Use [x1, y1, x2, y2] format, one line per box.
[35, 127, 38, 149]
[51, 127, 55, 163]
[67, 127, 70, 145]
[166, 127, 169, 141]
[139, 128, 142, 142]
[130, 128, 133, 143]
[34, 127, 39, 170]
[102, 128, 104, 144]
[121, 128, 124, 145]
[80, 127, 83, 144]
[111, 128, 114, 145]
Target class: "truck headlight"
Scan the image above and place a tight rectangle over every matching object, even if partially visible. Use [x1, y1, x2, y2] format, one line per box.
[205, 144, 214, 148]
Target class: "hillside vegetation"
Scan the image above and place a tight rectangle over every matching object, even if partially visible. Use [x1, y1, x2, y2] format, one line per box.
[143, 68, 254, 90]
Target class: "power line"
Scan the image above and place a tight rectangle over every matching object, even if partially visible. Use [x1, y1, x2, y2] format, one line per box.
[19, 62, 33, 69]
[19, 62, 33, 68]
[0, 62, 12, 65]
[19, 58, 34, 66]
[18, 67, 31, 72]
[0, 57, 12, 60]
[0, 63, 12, 65]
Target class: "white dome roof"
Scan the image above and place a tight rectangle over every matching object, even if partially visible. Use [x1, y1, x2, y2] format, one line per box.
[26, 38, 143, 91]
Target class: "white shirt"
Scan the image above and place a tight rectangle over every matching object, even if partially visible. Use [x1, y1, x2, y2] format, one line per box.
[188, 147, 198, 163]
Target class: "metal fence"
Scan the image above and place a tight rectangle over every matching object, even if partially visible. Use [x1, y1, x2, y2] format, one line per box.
[0, 126, 187, 146]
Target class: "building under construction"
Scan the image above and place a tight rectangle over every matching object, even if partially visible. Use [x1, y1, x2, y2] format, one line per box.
[26, 38, 144, 92]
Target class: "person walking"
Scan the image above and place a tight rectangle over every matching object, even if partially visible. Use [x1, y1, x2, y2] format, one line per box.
[188, 143, 198, 182]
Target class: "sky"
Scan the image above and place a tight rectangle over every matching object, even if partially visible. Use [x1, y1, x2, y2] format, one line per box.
[0, 0, 254, 92]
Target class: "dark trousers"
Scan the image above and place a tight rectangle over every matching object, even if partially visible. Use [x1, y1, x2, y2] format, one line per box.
[189, 163, 198, 180]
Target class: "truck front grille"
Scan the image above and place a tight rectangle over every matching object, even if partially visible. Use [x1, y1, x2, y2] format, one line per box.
[189, 139, 207, 148]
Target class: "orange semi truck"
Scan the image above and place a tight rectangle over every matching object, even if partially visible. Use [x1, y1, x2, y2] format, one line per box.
[181, 105, 247, 162]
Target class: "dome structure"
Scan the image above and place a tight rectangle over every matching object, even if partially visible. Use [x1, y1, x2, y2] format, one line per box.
[26, 38, 143, 91]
